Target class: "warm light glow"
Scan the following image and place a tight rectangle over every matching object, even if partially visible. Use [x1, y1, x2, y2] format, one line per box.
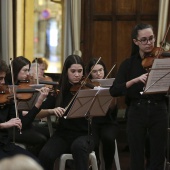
[45, 61, 61, 73]
[38, 0, 44, 6]
[34, 0, 63, 73]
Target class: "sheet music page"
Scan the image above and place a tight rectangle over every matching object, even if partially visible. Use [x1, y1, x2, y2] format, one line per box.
[89, 88, 113, 116]
[66, 88, 112, 118]
[144, 58, 170, 94]
[91, 78, 115, 87]
[66, 89, 98, 118]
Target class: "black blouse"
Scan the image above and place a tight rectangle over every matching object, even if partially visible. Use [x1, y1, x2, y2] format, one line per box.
[109, 54, 167, 103]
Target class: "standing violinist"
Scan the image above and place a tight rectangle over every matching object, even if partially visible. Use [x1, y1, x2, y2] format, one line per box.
[86, 58, 119, 170]
[5, 56, 50, 156]
[110, 23, 168, 170]
[38, 54, 95, 170]
[0, 59, 48, 164]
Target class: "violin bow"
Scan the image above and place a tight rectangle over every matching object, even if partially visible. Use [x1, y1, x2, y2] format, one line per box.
[157, 22, 170, 57]
[10, 58, 22, 141]
[105, 64, 116, 79]
[65, 57, 102, 112]
[10, 58, 19, 119]
[35, 58, 39, 84]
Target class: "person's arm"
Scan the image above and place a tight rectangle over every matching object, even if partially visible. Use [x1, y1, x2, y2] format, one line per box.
[0, 118, 22, 130]
[110, 60, 129, 97]
[36, 107, 65, 119]
[110, 59, 148, 97]
[20, 87, 49, 129]
[126, 73, 148, 88]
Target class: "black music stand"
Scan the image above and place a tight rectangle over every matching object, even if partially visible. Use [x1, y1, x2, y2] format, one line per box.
[65, 88, 113, 141]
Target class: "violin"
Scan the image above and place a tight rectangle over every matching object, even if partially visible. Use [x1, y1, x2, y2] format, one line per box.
[0, 84, 36, 106]
[16, 76, 39, 100]
[142, 22, 170, 69]
[70, 78, 100, 94]
[39, 76, 59, 90]
[0, 84, 13, 106]
[142, 47, 170, 69]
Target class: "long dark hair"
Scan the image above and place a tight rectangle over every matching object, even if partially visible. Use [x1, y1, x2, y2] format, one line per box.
[86, 58, 107, 79]
[56, 55, 85, 106]
[6, 56, 31, 84]
[131, 23, 153, 56]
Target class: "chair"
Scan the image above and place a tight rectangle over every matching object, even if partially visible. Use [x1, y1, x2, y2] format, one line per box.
[15, 143, 26, 149]
[47, 116, 98, 170]
[57, 151, 98, 170]
[99, 140, 121, 170]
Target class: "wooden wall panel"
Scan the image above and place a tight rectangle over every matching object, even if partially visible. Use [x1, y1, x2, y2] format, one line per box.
[92, 21, 112, 69]
[93, 0, 112, 14]
[116, 21, 135, 69]
[141, 0, 159, 14]
[116, 0, 136, 14]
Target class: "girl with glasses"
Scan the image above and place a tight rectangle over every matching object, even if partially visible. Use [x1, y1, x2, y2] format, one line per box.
[86, 58, 119, 170]
[110, 23, 168, 170]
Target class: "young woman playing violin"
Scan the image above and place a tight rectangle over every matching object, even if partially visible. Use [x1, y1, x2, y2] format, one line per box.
[110, 23, 168, 170]
[38, 54, 95, 170]
[86, 58, 119, 170]
[5, 56, 51, 157]
[0, 59, 48, 165]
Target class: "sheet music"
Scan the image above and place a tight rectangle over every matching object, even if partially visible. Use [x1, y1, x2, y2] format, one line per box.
[65, 87, 112, 118]
[91, 78, 115, 87]
[143, 58, 170, 94]
[89, 88, 113, 116]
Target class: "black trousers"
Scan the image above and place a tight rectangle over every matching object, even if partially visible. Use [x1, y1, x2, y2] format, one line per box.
[127, 100, 168, 170]
[39, 133, 94, 170]
[9, 124, 50, 156]
[92, 122, 119, 170]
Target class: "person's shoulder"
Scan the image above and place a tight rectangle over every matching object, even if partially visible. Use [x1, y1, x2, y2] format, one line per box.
[122, 54, 138, 65]
[120, 57, 132, 66]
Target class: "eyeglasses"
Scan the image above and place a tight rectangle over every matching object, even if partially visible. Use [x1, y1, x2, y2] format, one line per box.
[91, 68, 104, 74]
[0, 77, 5, 81]
[136, 36, 155, 45]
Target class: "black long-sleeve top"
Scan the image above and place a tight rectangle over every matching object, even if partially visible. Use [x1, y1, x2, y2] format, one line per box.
[42, 83, 89, 140]
[0, 102, 41, 147]
[109, 54, 167, 103]
[57, 91, 88, 138]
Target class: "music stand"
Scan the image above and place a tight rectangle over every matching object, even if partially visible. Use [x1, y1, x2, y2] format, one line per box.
[142, 58, 170, 94]
[65, 88, 113, 142]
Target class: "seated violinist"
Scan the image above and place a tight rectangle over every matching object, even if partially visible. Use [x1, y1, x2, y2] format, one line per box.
[5, 56, 51, 157]
[86, 58, 119, 170]
[36, 54, 95, 170]
[0, 58, 49, 165]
